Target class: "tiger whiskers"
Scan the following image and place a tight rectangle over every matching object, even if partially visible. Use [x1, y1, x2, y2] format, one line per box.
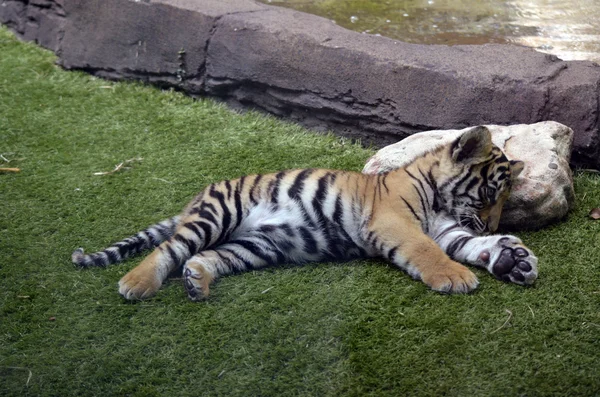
[450, 209, 485, 234]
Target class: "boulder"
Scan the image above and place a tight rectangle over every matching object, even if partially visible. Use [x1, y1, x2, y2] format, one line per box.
[363, 121, 575, 230]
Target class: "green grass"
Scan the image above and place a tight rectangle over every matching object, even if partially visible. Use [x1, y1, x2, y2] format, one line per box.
[1, 26, 599, 396]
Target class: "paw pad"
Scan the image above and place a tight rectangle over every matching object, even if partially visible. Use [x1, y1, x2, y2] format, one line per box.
[491, 244, 537, 285]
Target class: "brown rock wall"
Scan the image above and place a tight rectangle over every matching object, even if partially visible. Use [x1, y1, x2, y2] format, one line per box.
[2, 0, 599, 167]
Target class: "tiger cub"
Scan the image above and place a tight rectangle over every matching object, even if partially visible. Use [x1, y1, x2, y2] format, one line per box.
[73, 126, 538, 301]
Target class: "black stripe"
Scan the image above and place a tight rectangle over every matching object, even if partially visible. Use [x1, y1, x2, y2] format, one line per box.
[464, 176, 481, 194]
[115, 241, 130, 257]
[104, 249, 120, 263]
[127, 237, 146, 255]
[200, 202, 218, 216]
[400, 196, 423, 225]
[152, 226, 171, 242]
[427, 170, 438, 193]
[288, 169, 313, 200]
[313, 177, 346, 258]
[92, 254, 107, 267]
[479, 163, 491, 184]
[270, 171, 287, 204]
[432, 191, 443, 213]
[370, 235, 380, 250]
[209, 186, 231, 244]
[166, 245, 182, 267]
[299, 227, 318, 254]
[194, 221, 213, 248]
[175, 234, 198, 256]
[446, 236, 474, 259]
[324, 234, 344, 259]
[312, 172, 334, 222]
[366, 231, 375, 244]
[234, 176, 246, 228]
[387, 246, 398, 261]
[381, 173, 390, 194]
[434, 223, 463, 240]
[213, 250, 238, 273]
[417, 167, 434, 192]
[297, 201, 317, 228]
[466, 193, 481, 202]
[277, 238, 295, 253]
[183, 222, 202, 238]
[312, 172, 331, 207]
[221, 247, 255, 271]
[411, 184, 429, 231]
[249, 174, 263, 204]
[407, 169, 431, 209]
[329, 173, 338, 185]
[234, 187, 243, 228]
[225, 180, 233, 201]
[450, 167, 475, 196]
[198, 208, 218, 226]
[258, 224, 277, 233]
[237, 175, 246, 193]
[334, 223, 360, 260]
[332, 194, 344, 225]
[257, 235, 286, 264]
[280, 223, 295, 237]
[230, 239, 275, 266]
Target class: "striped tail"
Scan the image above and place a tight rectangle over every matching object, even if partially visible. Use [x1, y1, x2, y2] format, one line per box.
[72, 216, 182, 267]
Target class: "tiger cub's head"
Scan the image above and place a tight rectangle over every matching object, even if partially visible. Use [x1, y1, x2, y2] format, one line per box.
[438, 126, 524, 233]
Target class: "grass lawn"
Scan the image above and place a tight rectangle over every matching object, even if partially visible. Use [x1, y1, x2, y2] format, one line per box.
[1, 26, 599, 396]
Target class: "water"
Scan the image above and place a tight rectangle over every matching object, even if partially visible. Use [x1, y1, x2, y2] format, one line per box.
[259, 0, 600, 63]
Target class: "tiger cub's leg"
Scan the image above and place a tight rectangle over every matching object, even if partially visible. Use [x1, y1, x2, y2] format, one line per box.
[119, 190, 236, 300]
[118, 240, 186, 300]
[119, 221, 209, 300]
[182, 243, 273, 301]
[118, 248, 166, 300]
[433, 225, 538, 285]
[370, 223, 479, 294]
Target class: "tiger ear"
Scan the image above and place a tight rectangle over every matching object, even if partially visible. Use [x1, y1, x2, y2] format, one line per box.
[451, 126, 493, 163]
[509, 160, 525, 180]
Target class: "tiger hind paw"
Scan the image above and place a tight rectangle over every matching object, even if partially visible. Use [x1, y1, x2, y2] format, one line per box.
[183, 259, 215, 301]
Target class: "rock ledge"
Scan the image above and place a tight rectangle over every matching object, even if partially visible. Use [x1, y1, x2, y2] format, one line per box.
[2, 0, 599, 168]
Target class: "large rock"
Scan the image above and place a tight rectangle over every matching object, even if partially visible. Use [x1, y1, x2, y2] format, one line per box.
[363, 121, 575, 230]
[2, 0, 600, 168]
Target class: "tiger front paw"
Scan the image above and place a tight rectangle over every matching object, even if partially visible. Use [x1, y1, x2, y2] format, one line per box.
[484, 237, 538, 286]
[118, 266, 162, 300]
[423, 262, 479, 294]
